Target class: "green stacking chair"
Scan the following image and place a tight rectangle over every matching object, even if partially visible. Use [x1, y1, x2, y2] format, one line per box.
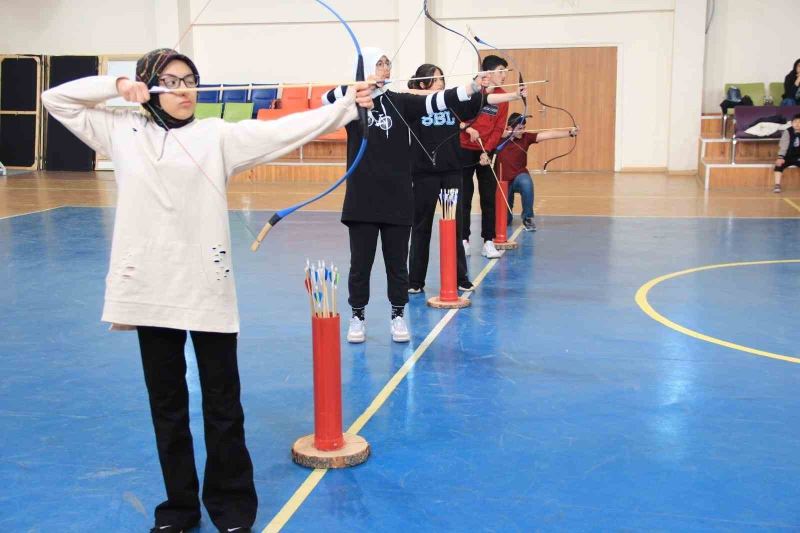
[721, 82, 766, 136]
[723, 82, 767, 107]
[769, 82, 785, 105]
[195, 103, 223, 120]
[222, 103, 254, 123]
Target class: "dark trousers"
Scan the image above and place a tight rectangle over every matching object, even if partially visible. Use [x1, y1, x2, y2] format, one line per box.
[775, 156, 800, 172]
[347, 222, 411, 309]
[137, 326, 257, 531]
[461, 149, 497, 241]
[409, 171, 469, 288]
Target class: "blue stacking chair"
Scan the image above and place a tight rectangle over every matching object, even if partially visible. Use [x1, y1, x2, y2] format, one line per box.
[196, 84, 220, 103]
[251, 87, 278, 118]
[221, 84, 248, 103]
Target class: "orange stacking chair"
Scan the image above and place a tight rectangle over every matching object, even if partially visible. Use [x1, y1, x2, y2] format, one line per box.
[256, 85, 309, 121]
[310, 85, 346, 141]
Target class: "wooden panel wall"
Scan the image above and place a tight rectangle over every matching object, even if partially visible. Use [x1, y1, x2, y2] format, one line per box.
[481, 46, 617, 172]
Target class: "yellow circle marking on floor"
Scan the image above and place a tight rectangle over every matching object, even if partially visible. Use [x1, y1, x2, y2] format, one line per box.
[635, 259, 800, 364]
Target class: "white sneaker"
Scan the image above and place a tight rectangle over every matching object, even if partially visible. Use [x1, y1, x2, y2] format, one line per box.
[347, 317, 366, 343]
[462, 239, 470, 256]
[390, 316, 410, 343]
[481, 240, 502, 259]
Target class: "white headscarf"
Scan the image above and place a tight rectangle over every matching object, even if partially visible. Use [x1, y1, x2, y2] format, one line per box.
[355, 47, 390, 98]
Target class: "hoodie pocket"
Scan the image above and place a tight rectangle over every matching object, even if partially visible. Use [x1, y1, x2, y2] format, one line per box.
[107, 241, 213, 304]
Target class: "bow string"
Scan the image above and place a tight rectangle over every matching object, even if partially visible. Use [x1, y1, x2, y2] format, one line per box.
[422, 0, 487, 163]
[139, 0, 369, 250]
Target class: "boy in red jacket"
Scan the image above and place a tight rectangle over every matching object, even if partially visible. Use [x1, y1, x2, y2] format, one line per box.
[460, 55, 510, 259]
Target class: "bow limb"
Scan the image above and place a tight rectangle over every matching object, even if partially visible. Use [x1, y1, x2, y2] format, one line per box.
[422, 0, 486, 160]
[424, 1, 481, 60]
[250, 0, 369, 251]
[536, 95, 577, 172]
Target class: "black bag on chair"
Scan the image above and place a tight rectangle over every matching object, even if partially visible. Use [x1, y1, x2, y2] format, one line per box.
[721, 95, 753, 114]
[726, 86, 742, 103]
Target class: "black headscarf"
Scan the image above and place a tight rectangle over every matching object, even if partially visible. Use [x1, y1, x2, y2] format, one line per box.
[784, 58, 800, 102]
[136, 48, 200, 130]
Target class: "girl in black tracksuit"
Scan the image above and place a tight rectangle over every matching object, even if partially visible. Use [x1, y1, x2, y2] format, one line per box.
[408, 64, 481, 292]
[407, 64, 526, 292]
[322, 48, 483, 342]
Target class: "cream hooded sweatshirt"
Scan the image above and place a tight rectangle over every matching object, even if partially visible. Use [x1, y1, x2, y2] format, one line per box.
[42, 76, 358, 333]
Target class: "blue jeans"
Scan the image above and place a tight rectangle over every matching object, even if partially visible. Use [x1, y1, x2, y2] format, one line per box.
[507, 172, 534, 222]
[781, 98, 798, 106]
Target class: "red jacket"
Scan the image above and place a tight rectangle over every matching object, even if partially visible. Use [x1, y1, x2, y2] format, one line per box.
[459, 87, 509, 152]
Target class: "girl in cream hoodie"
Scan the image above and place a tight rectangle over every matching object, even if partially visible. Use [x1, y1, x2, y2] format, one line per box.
[42, 48, 373, 532]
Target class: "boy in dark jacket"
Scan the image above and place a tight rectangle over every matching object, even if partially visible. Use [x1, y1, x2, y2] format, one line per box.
[773, 114, 800, 193]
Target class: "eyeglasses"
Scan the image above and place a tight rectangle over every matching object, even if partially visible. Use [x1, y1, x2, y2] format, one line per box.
[376, 59, 392, 71]
[158, 74, 199, 89]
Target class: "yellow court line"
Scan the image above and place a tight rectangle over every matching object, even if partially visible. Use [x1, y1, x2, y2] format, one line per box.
[264, 226, 524, 532]
[264, 469, 327, 533]
[784, 198, 800, 213]
[635, 259, 800, 364]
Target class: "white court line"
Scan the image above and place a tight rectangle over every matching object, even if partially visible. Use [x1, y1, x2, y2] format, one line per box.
[0, 206, 65, 221]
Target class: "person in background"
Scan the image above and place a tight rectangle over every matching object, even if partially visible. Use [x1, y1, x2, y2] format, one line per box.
[321, 48, 487, 344]
[773, 113, 800, 193]
[460, 55, 511, 259]
[495, 113, 579, 231]
[781, 58, 800, 106]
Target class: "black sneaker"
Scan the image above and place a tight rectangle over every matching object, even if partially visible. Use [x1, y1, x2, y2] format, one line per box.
[458, 281, 475, 292]
[150, 526, 187, 533]
[408, 286, 423, 294]
[523, 218, 537, 231]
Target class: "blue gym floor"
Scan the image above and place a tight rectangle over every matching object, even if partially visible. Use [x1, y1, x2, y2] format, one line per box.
[1, 207, 799, 532]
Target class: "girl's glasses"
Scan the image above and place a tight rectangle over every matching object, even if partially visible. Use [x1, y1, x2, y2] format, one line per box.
[158, 74, 199, 89]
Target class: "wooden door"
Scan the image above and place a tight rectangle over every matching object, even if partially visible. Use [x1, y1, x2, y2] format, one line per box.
[481, 46, 617, 172]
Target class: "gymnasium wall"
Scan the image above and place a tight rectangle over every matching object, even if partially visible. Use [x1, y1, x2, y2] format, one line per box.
[702, 0, 798, 113]
[182, 0, 688, 171]
[431, 1, 681, 172]
[0, 0, 159, 55]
